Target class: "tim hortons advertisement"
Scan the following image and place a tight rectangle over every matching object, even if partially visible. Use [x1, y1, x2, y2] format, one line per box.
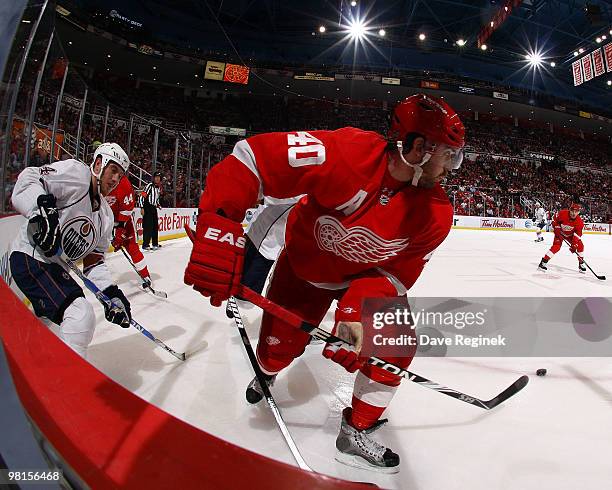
[480, 218, 515, 229]
[584, 222, 610, 234]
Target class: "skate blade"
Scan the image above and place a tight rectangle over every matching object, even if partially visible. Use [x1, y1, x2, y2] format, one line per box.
[335, 450, 400, 474]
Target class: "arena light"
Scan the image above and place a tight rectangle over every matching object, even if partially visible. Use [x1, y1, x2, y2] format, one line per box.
[348, 19, 367, 39]
[596, 37, 602, 43]
[550, 61, 556, 67]
[378, 28, 386, 37]
[579, 48, 584, 53]
[480, 44, 487, 51]
[456, 38, 466, 46]
[318, 25, 326, 33]
[350, 0, 357, 6]
[525, 51, 543, 68]
[573, 51, 579, 56]
[418, 33, 426, 41]
[608, 80, 612, 86]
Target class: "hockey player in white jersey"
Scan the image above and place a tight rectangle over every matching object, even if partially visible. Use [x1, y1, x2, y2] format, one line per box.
[534, 201, 546, 242]
[9, 143, 132, 359]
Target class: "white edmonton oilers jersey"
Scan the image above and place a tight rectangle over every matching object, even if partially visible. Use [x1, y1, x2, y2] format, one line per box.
[535, 207, 546, 221]
[11, 159, 113, 266]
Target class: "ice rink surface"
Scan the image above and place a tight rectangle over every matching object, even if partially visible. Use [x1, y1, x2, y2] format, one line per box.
[85, 229, 612, 489]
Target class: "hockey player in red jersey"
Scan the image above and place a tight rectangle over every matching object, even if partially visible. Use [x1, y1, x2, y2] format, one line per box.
[184, 94, 465, 473]
[105, 175, 153, 287]
[538, 203, 586, 273]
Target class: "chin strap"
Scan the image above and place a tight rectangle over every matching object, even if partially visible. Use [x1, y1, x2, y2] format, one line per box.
[396, 141, 429, 186]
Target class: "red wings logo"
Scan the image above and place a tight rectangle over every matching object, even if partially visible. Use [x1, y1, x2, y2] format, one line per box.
[314, 216, 409, 263]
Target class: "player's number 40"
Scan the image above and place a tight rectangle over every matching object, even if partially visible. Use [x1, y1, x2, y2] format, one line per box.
[287, 132, 326, 167]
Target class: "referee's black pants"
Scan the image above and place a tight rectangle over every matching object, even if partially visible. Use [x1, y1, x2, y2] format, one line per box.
[142, 205, 159, 248]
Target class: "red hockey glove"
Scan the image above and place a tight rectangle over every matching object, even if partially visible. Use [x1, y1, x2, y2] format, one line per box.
[570, 236, 581, 254]
[184, 211, 245, 307]
[323, 321, 364, 373]
[112, 226, 127, 252]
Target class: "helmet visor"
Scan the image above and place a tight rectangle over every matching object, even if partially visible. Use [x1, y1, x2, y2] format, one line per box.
[424, 143, 464, 170]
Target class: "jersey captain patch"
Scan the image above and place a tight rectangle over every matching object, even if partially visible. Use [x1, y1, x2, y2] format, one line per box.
[314, 216, 409, 264]
[61, 216, 98, 260]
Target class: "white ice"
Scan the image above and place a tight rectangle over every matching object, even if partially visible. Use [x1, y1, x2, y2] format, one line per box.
[84, 229, 612, 489]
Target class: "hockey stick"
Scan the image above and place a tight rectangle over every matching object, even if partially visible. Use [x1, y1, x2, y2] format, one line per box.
[119, 247, 168, 298]
[562, 238, 606, 280]
[59, 254, 186, 361]
[239, 286, 528, 410]
[228, 298, 313, 472]
[184, 224, 527, 409]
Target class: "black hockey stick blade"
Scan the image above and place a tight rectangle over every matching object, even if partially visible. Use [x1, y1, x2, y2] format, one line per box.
[482, 375, 529, 410]
[585, 262, 606, 281]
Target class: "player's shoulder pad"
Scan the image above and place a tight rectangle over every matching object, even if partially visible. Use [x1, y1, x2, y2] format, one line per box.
[327, 127, 387, 177]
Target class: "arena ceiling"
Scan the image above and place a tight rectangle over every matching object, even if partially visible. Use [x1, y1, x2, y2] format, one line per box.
[58, 0, 612, 106]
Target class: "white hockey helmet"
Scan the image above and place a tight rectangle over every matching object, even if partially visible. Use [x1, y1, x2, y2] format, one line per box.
[91, 142, 130, 179]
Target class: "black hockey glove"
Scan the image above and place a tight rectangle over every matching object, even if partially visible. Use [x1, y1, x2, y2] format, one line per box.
[102, 285, 132, 328]
[29, 193, 61, 257]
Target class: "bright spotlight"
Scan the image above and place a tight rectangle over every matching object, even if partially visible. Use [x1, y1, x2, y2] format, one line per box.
[550, 61, 556, 67]
[418, 33, 426, 41]
[480, 44, 487, 51]
[526, 51, 543, 68]
[378, 28, 386, 37]
[456, 38, 466, 46]
[608, 80, 612, 86]
[350, 0, 357, 6]
[573, 51, 579, 56]
[596, 37, 602, 43]
[318, 25, 326, 33]
[579, 48, 584, 53]
[349, 19, 366, 39]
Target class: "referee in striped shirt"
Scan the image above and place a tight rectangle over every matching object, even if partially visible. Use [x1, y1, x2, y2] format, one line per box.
[140, 171, 163, 250]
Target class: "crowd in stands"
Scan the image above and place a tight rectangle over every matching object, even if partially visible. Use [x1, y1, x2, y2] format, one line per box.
[2, 80, 610, 222]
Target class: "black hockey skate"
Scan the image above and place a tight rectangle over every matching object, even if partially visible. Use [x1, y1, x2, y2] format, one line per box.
[538, 258, 548, 271]
[335, 407, 399, 474]
[246, 373, 276, 404]
[578, 261, 587, 274]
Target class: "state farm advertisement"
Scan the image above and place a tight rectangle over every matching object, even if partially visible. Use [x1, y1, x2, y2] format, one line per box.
[480, 218, 515, 229]
[135, 208, 198, 240]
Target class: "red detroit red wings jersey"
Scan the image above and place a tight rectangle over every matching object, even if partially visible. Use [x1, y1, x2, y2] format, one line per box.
[553, 209, 584, 238]
[105, 175, 135, 224]
[200, 127, 453, 293]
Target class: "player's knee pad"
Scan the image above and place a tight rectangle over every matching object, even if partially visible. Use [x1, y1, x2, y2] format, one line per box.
[256, 334, 308, 374]
[60, 297, 95, 358]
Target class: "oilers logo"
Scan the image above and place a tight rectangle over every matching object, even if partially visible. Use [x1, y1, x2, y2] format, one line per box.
[61, 216, 97, 260]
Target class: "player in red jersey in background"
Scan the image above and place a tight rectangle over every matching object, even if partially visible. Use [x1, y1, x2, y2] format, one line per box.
[105, 175, 153, 288]
[184, 94, 465, 473]
[538, 202, 586, 273]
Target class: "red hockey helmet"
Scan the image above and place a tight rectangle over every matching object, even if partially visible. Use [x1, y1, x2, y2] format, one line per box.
[389, 94, 465, 149]
[570, 202, 582, 212]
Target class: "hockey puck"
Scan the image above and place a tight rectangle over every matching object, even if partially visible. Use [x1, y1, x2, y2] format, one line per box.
[536, 368, 547, 376]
